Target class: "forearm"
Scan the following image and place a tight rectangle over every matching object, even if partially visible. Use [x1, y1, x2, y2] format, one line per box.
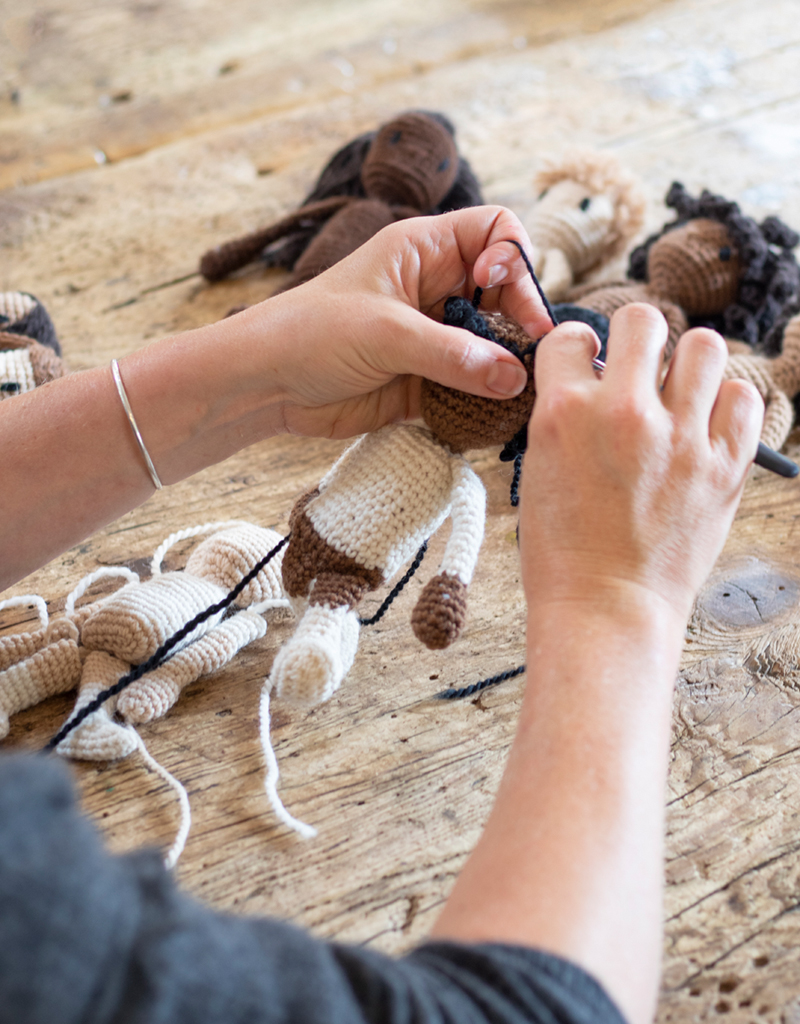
[433, 589, 686, 1024]
[0, 312, 290, 591]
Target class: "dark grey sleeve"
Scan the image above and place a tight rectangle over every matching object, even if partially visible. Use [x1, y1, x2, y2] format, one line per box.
[0, 754, 626, 1024]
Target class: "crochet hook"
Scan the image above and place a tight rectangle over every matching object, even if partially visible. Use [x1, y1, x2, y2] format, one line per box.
[590, 356, 799, 479]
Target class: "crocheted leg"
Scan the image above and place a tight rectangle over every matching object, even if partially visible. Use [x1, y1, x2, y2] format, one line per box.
[0, 635, 82, 739]
[269, 596, 361, 705]
[117, 609, 266, 724]
[55, 651, 139, 761]
[761, 389, 794, 452]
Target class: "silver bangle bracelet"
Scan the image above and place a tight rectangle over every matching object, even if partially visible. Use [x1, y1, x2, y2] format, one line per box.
[111, 358, 163, 491]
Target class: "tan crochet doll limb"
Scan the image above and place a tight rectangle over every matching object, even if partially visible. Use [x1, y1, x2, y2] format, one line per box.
[117, 609, 266, 723]
[411, 458, 486, 649]
[0, 623, 81, 739]
[723, 313, 800, 451]
[524, 151, 646, 302]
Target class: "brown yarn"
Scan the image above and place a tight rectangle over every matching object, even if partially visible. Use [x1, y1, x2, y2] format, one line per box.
[411, 573, 468, 649]
[0, 331, 67, 386]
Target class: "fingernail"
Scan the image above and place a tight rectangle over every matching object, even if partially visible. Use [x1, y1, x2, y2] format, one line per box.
[487, 263, 508, 288]
[487, 360, 527, 397]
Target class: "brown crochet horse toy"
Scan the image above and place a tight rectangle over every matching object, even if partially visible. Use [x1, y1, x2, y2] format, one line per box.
[569, 182, 800, 358]
[199, 110, 483, 293]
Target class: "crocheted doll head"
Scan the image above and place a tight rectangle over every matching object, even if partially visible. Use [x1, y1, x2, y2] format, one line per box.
[628, 182, 800, 346]
[0, 292, 65, 399]
[420, 301, 536, 454]
[359, 111, 460, 209]
[525, 150, 646, 297]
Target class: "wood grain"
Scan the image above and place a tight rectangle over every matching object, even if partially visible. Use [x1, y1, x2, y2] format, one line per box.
[4, 0, 800, 1020]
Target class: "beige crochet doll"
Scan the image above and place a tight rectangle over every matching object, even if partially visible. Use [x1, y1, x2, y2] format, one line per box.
[521, 150, 646, 303]
[268, 302, 536, 708]
[0, 522, 288, 756]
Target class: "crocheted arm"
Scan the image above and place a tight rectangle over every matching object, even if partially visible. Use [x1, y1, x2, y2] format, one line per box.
[0, 625, 82, 740]
[199, 196, 351, 281]
[411, 460, 485, 649]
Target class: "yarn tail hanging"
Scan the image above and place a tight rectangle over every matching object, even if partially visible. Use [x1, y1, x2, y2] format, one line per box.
[134, 729, 193, 869]
[260, 687, 317, 839]
[435, 664, 526, 700]
[358, 541, 428, 626]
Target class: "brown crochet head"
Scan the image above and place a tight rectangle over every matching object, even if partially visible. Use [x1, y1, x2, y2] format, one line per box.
[629, 182, 800, 347]
[361, 111, 459, 210]
[420, 302, 536, 454]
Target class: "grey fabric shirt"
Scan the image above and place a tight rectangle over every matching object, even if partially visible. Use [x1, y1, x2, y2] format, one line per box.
[0, 754, 627, 1024]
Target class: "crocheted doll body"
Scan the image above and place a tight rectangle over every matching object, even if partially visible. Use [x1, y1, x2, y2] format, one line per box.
[269, 308, 536, 707]
[199, 111, 482, 293]
[523, 151, 646, 302]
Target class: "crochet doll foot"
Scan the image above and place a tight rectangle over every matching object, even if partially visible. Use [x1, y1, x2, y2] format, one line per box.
[56, 651, 139, 761]
[269, 604, 360, 705]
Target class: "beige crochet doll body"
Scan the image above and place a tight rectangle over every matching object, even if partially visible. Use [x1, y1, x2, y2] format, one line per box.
[269, 308, 537, 708]
[521, 151, 646, 303]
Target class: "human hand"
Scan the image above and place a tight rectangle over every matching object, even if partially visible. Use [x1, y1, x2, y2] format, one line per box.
[223, 205, 552, 439]
[519, 304, 764, 624]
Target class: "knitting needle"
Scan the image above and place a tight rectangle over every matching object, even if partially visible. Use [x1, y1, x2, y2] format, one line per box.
[590, 357, 799, 479]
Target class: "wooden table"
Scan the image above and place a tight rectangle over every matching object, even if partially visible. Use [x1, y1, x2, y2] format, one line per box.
[3, 0, 800, 1019]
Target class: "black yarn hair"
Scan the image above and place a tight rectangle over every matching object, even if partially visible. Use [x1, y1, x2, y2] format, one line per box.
[261, 112, 484, 272]
[628, 181, 800, 349]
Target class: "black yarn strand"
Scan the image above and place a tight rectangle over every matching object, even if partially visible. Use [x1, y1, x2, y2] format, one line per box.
[436, 663, 526, 700]
[42, 532, 291, 753]
[359, 541, 428, 626]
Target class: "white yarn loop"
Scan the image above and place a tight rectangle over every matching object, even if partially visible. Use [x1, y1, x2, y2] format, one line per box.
[259, 687, 317, 840]
[65, 567, 140, 618]
[135, 730, 192, 870]
[151, 521, 253, 577]
[0, 594, 48, 631]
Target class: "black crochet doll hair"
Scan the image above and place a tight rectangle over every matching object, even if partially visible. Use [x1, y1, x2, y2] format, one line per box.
[628, 182, 800, 351]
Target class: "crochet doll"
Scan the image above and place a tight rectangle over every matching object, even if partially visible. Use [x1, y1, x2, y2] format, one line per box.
[568, 183, 800, 358]
[267, 301, 536, 708]
[521, 150, 646, 302]
[0, 522, 288, 756]
[199, 110, 483, 292]
[0, 291, 66, 398]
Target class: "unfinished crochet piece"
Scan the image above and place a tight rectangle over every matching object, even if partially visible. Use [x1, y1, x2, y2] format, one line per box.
[522, 150, 646, 302]
[0, 291, 66, 399]
[199, 110, 482, 294]
[267, 305, 536, 709]
[61, 521, 288, 754]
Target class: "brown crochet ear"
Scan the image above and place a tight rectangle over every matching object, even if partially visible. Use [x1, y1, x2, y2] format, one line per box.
[361, 112, 459, 211]
[199, 196, 351, 281]
[420, 313, 536, 453]
[647, 219, 742, 317]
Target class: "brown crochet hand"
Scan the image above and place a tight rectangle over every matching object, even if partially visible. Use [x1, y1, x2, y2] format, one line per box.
[411, 573, 468, 650]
